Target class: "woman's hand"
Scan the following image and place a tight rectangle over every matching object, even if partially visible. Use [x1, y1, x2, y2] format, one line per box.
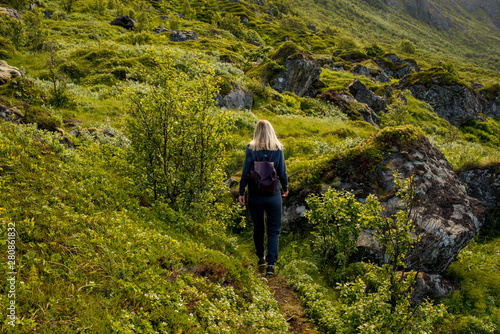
[282, 190, 289, 198]
[239, 195, 245, 205]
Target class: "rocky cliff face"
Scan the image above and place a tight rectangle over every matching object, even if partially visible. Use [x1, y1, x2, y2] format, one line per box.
[399, 72, 483, 126]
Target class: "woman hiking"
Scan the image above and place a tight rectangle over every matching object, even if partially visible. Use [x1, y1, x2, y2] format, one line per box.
[239, 120, 289, 276]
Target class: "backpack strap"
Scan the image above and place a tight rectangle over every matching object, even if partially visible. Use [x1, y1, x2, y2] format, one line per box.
[253, 150, 260, 162]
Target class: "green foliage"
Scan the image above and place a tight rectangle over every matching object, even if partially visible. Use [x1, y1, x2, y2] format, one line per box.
[444, 237, 500, 333]
[4, 0, 29, 11]
[337, 37, 358, 50]
[219, 14, 245, 39]
[306, 189, 368, 282]
[364, 43, 384, 57]
[0, 16, 25, 52]
[23, 8, 47, 55]
[0, 77, 46, 104]
[0, 36, 16, 59]
[400, 39, 416, 54]
[60, 0, 78, 13]
[0, 121, 289, 333]
[45, 40, 72, 107]
[125, 49, 233, 210]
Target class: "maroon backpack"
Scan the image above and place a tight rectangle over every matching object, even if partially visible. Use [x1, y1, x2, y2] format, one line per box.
[249, 151, 278, 195]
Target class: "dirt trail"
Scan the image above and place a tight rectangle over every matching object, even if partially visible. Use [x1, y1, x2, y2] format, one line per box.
[266, 275, 317, 334]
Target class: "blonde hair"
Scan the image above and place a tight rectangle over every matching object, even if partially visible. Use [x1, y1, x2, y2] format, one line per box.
[249, 120, 284, 151]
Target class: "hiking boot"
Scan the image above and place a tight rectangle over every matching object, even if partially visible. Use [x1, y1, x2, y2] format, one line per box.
[266, 265, 275, 276]
[258, 258, 266, 272]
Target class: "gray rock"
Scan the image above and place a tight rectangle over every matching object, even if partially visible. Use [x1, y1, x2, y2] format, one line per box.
[240, 15, 249, 25]
[215, 85, 253, 110]
[255, 0, 264, 5]
[110, 15, 137, 30]
[412, 273, 455, 304]
[271, 58, 322, 97]
[0, 104, 22, 123]
[0, 60, 25, 85]
[352, 64, 391, 83]
[154, 25, 170, 34]
[375, 54, 420, 79]
[44, 9, 53, 19]
[69, 129, 80, 137]
[320, 90, 379, 127]
[458, 165, 500, 210]
[479, 89, 500, 119]
[0, 6, 21, 20]
[400, 79, 482, 127]
[348, 79, 388, 112]
[159, 16, 169, 20]
[472, 83, 484, 90]
[169, 30, 199, 42]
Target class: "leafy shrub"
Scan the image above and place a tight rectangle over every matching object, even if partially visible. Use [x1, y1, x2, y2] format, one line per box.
[400, 39, 416, 54]
[0, 77, 46, 104]
[337, 37, 358, 50]
[365, 43, 384, 57]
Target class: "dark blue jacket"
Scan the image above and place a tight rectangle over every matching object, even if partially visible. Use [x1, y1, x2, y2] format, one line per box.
[239, 144, 288, 196]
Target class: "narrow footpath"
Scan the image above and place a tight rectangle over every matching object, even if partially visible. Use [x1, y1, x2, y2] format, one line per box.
[266, 275, 317, 334]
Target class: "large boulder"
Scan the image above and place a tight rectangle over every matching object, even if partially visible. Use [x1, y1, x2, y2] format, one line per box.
[0, 6, 21, 20]
[0, 60, 25, 85]
[375, 54, 420, 79]
[169, 30, 199, 42]
[270, 43, 322, 97]
[348, 79, 388, 112]
[403, 0, 450, 31]
[282, 127, 486, 275]
[215, 85, 253, 110]
[399, 69, 482, 126]
[320, 90, 379, 127]
[110, 15, 137, 30]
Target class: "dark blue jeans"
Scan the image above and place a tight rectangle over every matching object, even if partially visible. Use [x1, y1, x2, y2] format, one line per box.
[248, 189, 282, 265]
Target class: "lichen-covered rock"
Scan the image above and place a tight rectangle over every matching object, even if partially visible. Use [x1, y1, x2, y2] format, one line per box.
[154, 26, 170, 34]
[270, 44, 322, 97]
[281, 127, 486, 275]
[320, 90, 379, 126]
[348, 79, 388, 112]
[458, 164, 500, 210]
[215, 86, 253, 110]
[169, 30, 199, 42]
[0, 6, 21, 20]
[375, 54, 420, 79]
[351, 132, 487, 274]
[403, 0, 450, 31]
[0, 60, 25, 85]
[110, 15, 137, 30]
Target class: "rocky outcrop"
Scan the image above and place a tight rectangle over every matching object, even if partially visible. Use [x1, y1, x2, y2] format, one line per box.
[154, 26, 170, 34]
[458, 164, 500, 211]
[0, 104, 23, 123]
[399, 71, 482, 127]
[169, 30, 199, 42]
[270, 44, 321, 97]
[375, 54, 420, 79]
[479, 86, 500, 119]
[0, 6, 21, 20]
[215, 85, 253, 110]
[320, 90, 379, 127]
[352, 64, 391, 83]
[110, 15, 137, 30]
[348, 79, 388, 112]
[403, 0, 450, 31]
[0, 60, 25, 85]
[282, 127, 486, 275]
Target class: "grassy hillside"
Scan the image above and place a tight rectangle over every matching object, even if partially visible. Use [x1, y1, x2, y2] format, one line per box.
[0, 0, 499, 332]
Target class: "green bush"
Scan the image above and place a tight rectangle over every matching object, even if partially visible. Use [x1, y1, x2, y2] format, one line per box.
[400, 39, 416, 54]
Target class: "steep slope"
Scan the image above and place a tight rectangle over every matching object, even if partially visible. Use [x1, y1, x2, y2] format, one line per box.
[293, 0, 500, 71]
